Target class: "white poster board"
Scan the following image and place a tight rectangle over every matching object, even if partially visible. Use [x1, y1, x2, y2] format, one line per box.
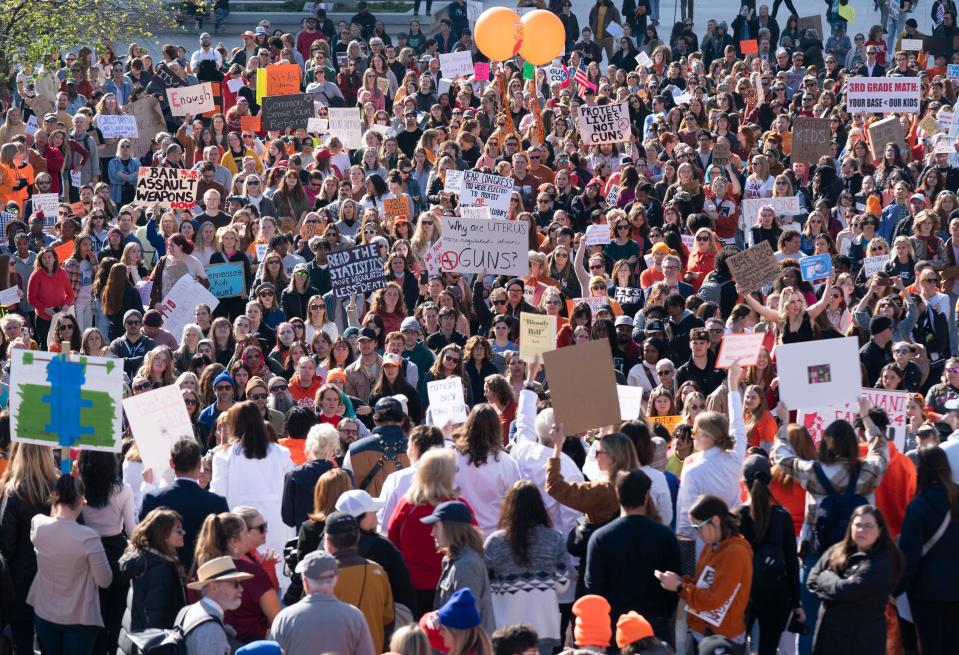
[575, 101, 632, 145]
[155, 275, 219, 345]
[327, 107, 363, 149]
[427, 377, 468, 425]
[97, 115, 139, 139]
[585, 224, 610, 246]
[796, 388, 909, 451]
[439, 51, 474, 79]
[846, 77, 921, 114]
[775, 337, 861, 409]
[123, 385, 195, 485]
[741, 196, 802, 226]
[444, 169, 464, 193]
[715, 333, 765, 368]
[436, 216, 529, 276]
[617, 384, 644, 421]
[166, 83, 215, 116]
[459, 171, 514, 219]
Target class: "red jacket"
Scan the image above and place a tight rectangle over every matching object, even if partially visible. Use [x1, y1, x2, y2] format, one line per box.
[387, 497, 476, 590]
[866, 441, 916, 539]
[27, 268, 74, 321]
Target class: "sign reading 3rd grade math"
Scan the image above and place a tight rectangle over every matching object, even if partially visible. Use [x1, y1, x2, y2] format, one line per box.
[846, 77, 921, 113]
[133, 167, 199, 209]
[576, 101, 631, 145]
[439, 216, 529, 276]
[459, 171, 513, 219]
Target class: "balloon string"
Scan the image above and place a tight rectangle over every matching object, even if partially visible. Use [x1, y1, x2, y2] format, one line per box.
[497, 69, 517, 140]
[529, 71, 545, 146]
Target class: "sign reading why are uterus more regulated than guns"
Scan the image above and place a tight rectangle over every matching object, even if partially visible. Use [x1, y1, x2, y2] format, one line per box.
[166, 83, 215, 116]
[437, 216, 529, 277]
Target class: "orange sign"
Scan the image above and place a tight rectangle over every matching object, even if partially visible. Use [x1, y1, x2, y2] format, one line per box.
[240, 115, 261, 132]
[740, 39, 758, 54]
[384, 195, 410, 221]
[266, 64, 302, 96]
[54, 240, 74, 264]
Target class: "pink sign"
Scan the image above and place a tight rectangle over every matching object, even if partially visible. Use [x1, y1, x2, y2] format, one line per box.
[473, 62, 490, 81]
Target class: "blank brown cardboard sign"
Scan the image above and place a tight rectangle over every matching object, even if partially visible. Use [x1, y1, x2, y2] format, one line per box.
[728, 241, 780, 295]
[868, 116, 909, 163]
[543, 340, 620, 435]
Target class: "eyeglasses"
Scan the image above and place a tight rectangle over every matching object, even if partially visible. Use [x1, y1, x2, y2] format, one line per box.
[947, 367, 959, 374]
[923, 277, 941, 284]
[339, 427, 358, 435]
[420, 220, 433, 225]
[708, 328, 723, 334]
[270, 383, 289, 392]
[309, 304, 323, 310]
[589, 263, 604, 270]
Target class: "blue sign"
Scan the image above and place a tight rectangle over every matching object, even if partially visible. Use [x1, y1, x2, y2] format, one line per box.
[205, 263, 246, 299]
[948, 64, 959, 79]
[800, 254, 832, 282]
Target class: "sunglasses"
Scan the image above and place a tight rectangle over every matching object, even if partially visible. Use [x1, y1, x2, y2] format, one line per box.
[444, 355, 461, 363]
[270, 384, 289, 392]
[184, 398, 198, 406]
[250, 522, 268, 533]
[249, 392, 268, 400]
[125, 320, 141, 326]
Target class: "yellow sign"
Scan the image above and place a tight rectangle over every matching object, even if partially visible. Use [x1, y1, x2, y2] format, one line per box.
[519, 313, 556, 361]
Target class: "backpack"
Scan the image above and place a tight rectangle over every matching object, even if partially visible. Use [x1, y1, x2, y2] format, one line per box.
[357, 436, 406, 492]
[750, 508, 788, 606]
[813, 463, 869, 554]
[698, 272, 732, 305]
[118, 604, 226, 655]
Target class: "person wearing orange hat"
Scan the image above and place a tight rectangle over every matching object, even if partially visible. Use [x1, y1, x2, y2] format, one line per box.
[571, 595, 612, 651]
[616, 612, 673, 654]
[640, 242, 672, 288]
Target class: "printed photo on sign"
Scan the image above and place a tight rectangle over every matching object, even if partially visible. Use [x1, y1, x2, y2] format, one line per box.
[797, 388, 909, 450]
[775, 337, 860, 409]
[800, 253, 832, 281]
[133, 167, 199, 209]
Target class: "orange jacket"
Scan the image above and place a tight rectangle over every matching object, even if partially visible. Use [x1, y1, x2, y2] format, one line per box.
[0, 164, 17, 209]
[680, 534, 753, 640]
[865, 441, 916, 539]
[685, 249, 717, 292]
[746, 412, 777, 449]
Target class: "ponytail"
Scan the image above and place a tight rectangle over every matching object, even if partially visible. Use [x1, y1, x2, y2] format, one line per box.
[749, 478, 773, 540]
[50, 473, 84, 508]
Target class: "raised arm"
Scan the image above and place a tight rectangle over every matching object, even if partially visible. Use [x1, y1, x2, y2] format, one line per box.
[739, 285, 780, 323]
[806, 274, 834, 319]
[727, 361, 747, 461]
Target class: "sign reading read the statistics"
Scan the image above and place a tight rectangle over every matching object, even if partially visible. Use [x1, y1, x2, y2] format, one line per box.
[166, 83, 215, 116]
[846, 77, 921, 114]
[133, 167, 199, 209]
[328, 243, 387, 299]
[459, 171, 513, 219]
[575, 101, 631, 145]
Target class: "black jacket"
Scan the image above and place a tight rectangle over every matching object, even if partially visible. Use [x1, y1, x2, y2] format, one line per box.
[807, 548, 897, 655]
[118, 549, 186, 631]
[281, 459, 335, 529]
[896, 484, 959, 602]
[281, 284, 320, 321]
[0, 493, 49, 621]
[139, 479, 230, 570]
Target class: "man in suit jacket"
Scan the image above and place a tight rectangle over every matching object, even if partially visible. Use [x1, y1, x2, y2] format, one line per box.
[139, 439, 229, 570]
[856, 47, 886, 76]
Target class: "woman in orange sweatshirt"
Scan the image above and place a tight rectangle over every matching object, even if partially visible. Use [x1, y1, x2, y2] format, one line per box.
[655, 494, 753, 649]
[744, 384, 777, 451]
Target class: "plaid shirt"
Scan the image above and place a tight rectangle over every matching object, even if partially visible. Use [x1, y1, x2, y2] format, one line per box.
[60, 258, 82, 297]
[771, 422, 889, 549]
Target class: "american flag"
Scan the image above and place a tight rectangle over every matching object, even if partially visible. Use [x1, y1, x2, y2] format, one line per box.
[572, 62, 596, 98]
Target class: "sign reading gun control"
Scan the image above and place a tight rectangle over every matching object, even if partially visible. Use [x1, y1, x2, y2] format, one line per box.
[846, 77, 920, 114]
[575, 101, 631, 145]
[328, 243, 387, 299]
[133, 167, 199, 209]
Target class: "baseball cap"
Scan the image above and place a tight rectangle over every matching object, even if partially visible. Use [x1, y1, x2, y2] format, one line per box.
[615, 315, 634, 327]
[742, 453, 772, 485]
[142, 309, 163, 328]
[324, 511, 359, 535]
[382, 353, 403, 367]
[255, 26, 267, 35]
[420, 500, 473, 525]
[374, 396, 405, 421]
[295, 550, 338, 580]
[335, 490, 385, 517]
[241, 30, 256, 38]
[200, 32, 212, 42]
[357, 327, 377, 341]
[646, 319, 666, 333]
[401, 317, 421, 333]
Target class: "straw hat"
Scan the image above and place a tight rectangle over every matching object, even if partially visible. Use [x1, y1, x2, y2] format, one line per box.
[187, 556, 254, 590]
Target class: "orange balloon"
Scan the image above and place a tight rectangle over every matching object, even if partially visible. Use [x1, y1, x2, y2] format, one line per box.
[519, 10, 566, 65]
[475, 7, 523, 62]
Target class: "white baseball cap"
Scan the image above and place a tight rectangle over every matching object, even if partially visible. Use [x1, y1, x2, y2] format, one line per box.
[335, 490, 385, 517]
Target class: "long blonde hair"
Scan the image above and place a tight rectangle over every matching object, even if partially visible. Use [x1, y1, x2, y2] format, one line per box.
[0, 443, 59, 507]
[406, 449, 459, 505]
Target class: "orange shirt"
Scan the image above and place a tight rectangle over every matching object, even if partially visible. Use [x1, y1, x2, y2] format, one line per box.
[640, 267, 664, 288]
[746, 412, 777, 449]
[865, 441, 916, 539]
[278, 437, 307, 466]
[770, 476, 807, 537]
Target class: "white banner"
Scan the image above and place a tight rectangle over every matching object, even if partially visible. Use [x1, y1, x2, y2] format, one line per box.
[741, 196, 802, 226]
[575, 101, 632, 145]
[166, 83, 215, 116]
[796, 388, 910, 451]
[459, 171, 514, 219]
[846, 77, 921, 114]
[439, 51, 474, 79]
[436, 216, 529, 276]
[444, 169, 464, 193]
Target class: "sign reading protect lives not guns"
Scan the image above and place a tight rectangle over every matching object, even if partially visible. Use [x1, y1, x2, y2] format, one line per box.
[575, 101, 632, 145]
[437, 216, 529, 276]
[133, 167, 199, 209]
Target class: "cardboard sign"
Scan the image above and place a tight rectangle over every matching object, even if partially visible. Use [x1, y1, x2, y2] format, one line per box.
[444, 169, 464, 193]
[715, 332, 765, 368]
[712, 142, 730, 167]
[436, 216, 529, 276]
[459, 171, 514, 219]
[918, 113, 939, 136]
[741, 197, 802, 227]
[792, 117, 832, 164]
[152, 62, 186, 90]
[776, 337, 861, 409]
[133, 167, 199, 209]
[576, 101, 631, 145]
[427, 377, 468, 425]
[261, 94, 313, 131]
[31, 193, 59, 219]
[439, 51, 474, 78]
[166, 83, 215, 116]
[649, 415, 683, 432]
[617, 384, 644, 421]
[544, 340, 620, 435]
[861, 255, 888, 278]
[797, 15, 824, 39]
[266, 63, 301, 96]
[727, 241, 780, 294]
[156, 276, 219, 344]
[519, 313, 556, 360]
[327, 107, 363, 149]
[328, 243, 387, 299]
[846, 77, 921, 114]
[473, 62, 489, 81]
[123, 385, 194, 484]
[800, 253, 832, 281]
[867, 116, 909, 162]
[384, 195, 410, 220]
[239, 115, 261, 132]
[10, 350, 124, 452]
[204, 262, 246, 299]
[97, 115, 139, 139]
[796, 388, 910, 450]
[585, 224, 610, 246]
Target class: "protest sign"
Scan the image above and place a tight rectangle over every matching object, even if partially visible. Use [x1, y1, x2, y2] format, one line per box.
[239, 115, 261, 132]
[10, 349, 123, 452]
[901, 38, 923, 51]
[715, 333, 765, 368]
[266, 63, 301, 96]
[460, 205, 491, 220]
[54, 241, 73, 264]
[681, 234, 695, 251]
[739, 39, 758, 54]
[473, 61, 490, 81]
[740, 197, 801, 227]
[776, 337, 861, 409]
[568, 296, 610, 315]
[152, 62, 186, 89]
[868, 116, 909, 161]
[156, 277, 219, 344]
[605, 184, 620, 206]
[327, 107, 364, 149]
[792, 117, 832, 163]
[226, 77, 245, 93]
[519, 313, 556, 360]
[635, 51, 652, 67]
[31, 193, 59, 219]
[797, 388, 910, 450]
[167, 83, 215, 116]
[861, 255, 888, 278]
[307, 117, 328, 133]
[585, 224, 610, 246]
[0, 286, 19, 306]
[439, 51, 474, 78]
[728, 241, 780, 294]
[545, 65, 569, 87]
[133, 167, 199, 209]
[605, 21, 623, 38]
[444, 169, 464, 193]
[384, 196, 410, 220]
[459, 171, 513, 219]
[123, 385, 194, 485]
[712, 142, 730, 167]
[436, 216, 529, 276]
[617, 385, 644, 421]
[949, 64, 959, 79]
[544, 340, 620, 434]
[918, 113, 939, 136]
[846, 77, 921, 114]
[649, 415, 683, 432]
[255, 243, 268, 262]
[800, 253, 832, 281]
[797, 15, 824, 40]
[204, 263, 246, 299]
[423, 238, 444, 276]
[24, 115, 38, 137]
[614, 286, 643, 307]
[97, 115, 138, 139]
[575, 101, 631, 145]
[467, 0, 483, 23]
[427, 377, 468, 425]
[261, 94, 313, 131]
[328, 243, 387, 299]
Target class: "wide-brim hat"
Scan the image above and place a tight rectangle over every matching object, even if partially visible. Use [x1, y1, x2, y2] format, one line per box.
[187, 556, 254, 590]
